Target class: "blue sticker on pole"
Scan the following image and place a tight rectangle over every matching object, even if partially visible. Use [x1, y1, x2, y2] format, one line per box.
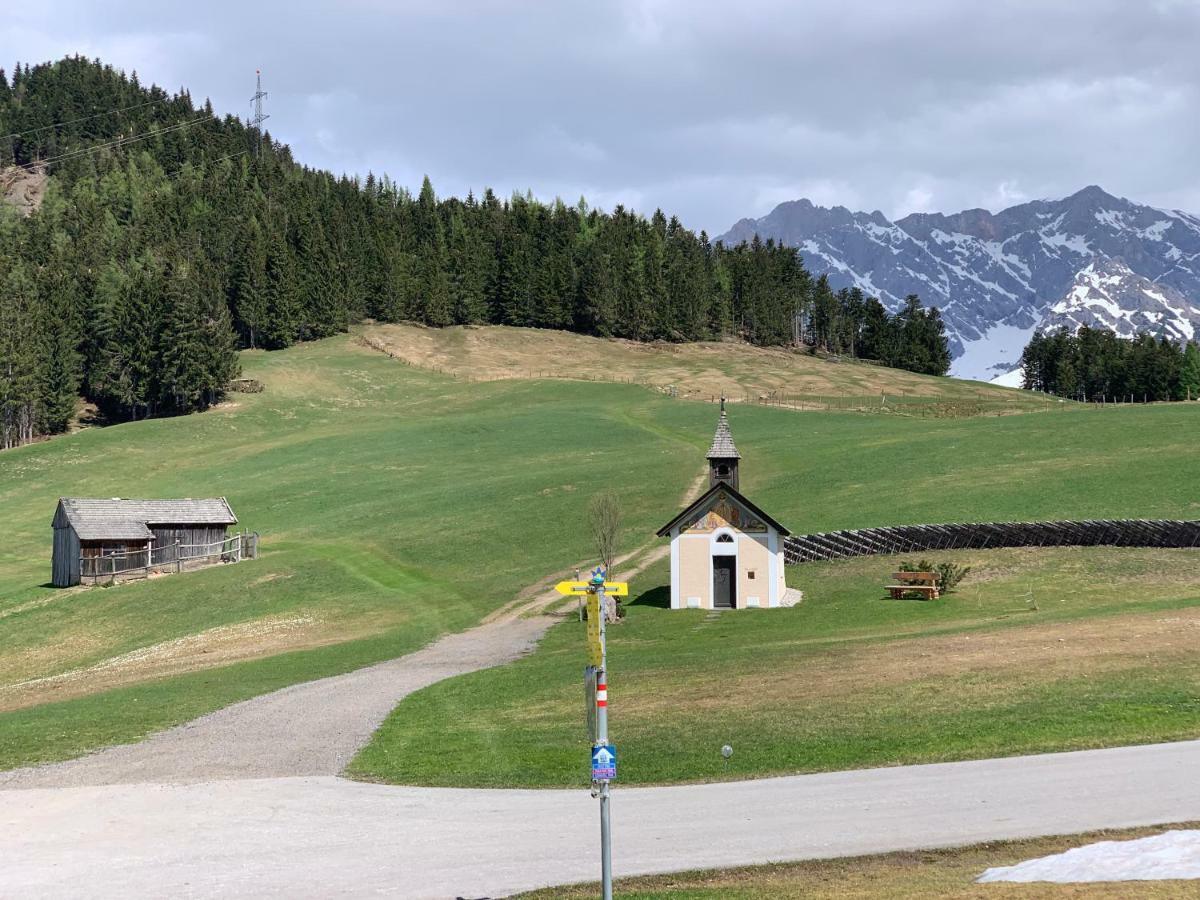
[591, 744, 617, 781]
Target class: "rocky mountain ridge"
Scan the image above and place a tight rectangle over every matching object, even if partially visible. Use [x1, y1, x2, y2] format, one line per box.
[718, 186, 1200, 380]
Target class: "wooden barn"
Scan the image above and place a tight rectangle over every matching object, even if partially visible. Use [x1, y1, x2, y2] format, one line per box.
[51, 498, 239, 587]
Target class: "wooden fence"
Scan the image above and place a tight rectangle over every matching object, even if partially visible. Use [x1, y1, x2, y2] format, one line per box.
[80, 531, 259, 584]
[784, 519, 1200, 565]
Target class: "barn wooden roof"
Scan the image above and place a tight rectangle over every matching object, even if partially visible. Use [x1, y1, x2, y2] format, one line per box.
[54, 498, 238, 541]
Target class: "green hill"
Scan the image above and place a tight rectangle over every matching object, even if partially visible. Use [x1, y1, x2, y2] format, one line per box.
[3, 55, 954, 451]
[0, 331, 1197, 772]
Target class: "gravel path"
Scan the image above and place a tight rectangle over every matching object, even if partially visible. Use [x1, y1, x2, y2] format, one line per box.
[0, 616, 550, 789]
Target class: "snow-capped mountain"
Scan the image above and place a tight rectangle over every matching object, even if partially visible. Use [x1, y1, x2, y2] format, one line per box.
[1044, 259, 1200, 342]
[717, 186, 1200, 380]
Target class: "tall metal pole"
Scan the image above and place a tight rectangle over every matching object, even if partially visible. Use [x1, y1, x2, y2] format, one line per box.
[595, 580, 612, 900]
[250, 69, 269, 157]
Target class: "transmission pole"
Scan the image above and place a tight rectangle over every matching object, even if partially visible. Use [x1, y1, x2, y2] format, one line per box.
[250, 69, 269, 157]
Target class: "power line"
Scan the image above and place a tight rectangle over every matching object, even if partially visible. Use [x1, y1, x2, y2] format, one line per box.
[135, 151, 250, 201]
[10, 114, 216, 172]
[12, 116, 210, 170]
[2, 97, 173, 140]
[149, 150, 249, 182]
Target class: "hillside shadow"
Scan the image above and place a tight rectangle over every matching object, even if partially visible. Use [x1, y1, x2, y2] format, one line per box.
[628, 585, 670, 609]
[76, 405, 115, 429]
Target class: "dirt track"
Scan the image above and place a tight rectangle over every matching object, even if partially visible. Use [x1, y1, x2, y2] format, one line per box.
[0, 615, 550, 789]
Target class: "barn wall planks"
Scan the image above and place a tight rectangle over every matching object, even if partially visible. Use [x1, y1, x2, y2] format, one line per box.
[149, 525, 229, 561]
[784, 520, 1200, 565]
[51, 527, 81, 587]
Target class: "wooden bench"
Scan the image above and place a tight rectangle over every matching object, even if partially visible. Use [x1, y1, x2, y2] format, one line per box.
[886, 570, 940, 600]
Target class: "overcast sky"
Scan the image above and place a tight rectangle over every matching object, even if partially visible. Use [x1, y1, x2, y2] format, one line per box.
[6, 1, 1200, 233]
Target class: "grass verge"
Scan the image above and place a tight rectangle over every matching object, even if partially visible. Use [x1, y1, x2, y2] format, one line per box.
[516, 822, 1200, 898]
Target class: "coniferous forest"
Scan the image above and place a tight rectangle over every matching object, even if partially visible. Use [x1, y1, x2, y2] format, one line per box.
[1020, 327, 1200, 402]
[0, 57, 952, 448]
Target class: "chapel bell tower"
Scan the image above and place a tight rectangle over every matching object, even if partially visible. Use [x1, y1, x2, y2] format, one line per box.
[707, 399, 741, 490]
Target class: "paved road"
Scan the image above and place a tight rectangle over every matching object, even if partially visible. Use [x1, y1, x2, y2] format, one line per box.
[4, 739, 1199, 898]
[0, 617, 550, 789]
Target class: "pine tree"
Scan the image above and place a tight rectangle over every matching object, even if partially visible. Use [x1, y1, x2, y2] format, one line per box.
[158, 263, 213, 412]
[1182, 341, 1200, 400]
[93, 255, 162, 420]
[260, 224, 297, 349]
[231, 215, 268, 348]
[0, 264, 42, 447]
[447, 208, 483, 324]
[37, 272, 81, 433]
[923, 307, 952, 376]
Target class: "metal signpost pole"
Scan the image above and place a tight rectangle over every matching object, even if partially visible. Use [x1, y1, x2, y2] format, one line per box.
[558, 571, 625, 900]
[594, 578, 612, 900]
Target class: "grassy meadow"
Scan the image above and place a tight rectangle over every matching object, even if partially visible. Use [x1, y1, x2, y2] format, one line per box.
[0, 334, 701, 768]
[351, 545, 1200, 787]
[0, 325, 1196, 773]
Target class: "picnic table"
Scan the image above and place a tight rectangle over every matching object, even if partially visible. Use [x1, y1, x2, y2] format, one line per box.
[886, 570, 940, 600]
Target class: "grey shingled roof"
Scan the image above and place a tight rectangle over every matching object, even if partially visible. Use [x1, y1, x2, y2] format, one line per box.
[706, 409, 741, 459]
[56, 498, 237, 541]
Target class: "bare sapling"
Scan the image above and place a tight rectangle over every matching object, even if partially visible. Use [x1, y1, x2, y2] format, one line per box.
[588, 490, 622, 621]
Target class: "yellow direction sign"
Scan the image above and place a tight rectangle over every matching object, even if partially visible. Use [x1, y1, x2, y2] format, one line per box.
[586, 593, 604, 666]
[555, 580, 629, 597]
[556, 580, 592, 596]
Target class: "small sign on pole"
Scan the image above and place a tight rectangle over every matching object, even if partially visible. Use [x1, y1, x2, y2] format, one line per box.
[591, 744, 617, 781]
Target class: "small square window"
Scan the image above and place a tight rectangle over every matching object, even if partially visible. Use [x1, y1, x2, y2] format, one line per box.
[748, 570, 756, 580]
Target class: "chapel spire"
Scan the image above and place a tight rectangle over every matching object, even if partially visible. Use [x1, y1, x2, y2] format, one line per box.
[706, 398, 741, 490]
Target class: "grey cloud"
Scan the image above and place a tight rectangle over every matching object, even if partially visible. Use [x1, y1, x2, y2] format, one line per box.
[5, 1, 1200, 231]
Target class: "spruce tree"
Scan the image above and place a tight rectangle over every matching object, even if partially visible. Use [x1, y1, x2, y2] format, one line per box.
[261, 224, 297, 349]
[158, 263, 213, 412]
[231, 215, 269, 348]
[0, 264, 42, 447]
[37, 273, 81, 433]
[1182, 341, 1200, 400]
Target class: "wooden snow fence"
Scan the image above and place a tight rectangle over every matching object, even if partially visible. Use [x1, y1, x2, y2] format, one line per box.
[784, 519, 1200, 565]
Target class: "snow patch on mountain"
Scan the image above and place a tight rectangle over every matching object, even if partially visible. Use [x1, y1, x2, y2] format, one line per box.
[952, 321, 1039, 381]
[990, 367, 1026, 388]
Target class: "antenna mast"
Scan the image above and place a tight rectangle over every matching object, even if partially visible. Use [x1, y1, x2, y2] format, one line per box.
[250, 69, 269, 156]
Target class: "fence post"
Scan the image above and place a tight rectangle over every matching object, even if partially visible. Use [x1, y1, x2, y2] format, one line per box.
[176, 541, 182, 574]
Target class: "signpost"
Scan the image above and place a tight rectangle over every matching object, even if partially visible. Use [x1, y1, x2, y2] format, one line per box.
[562, 566, 626, 900]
